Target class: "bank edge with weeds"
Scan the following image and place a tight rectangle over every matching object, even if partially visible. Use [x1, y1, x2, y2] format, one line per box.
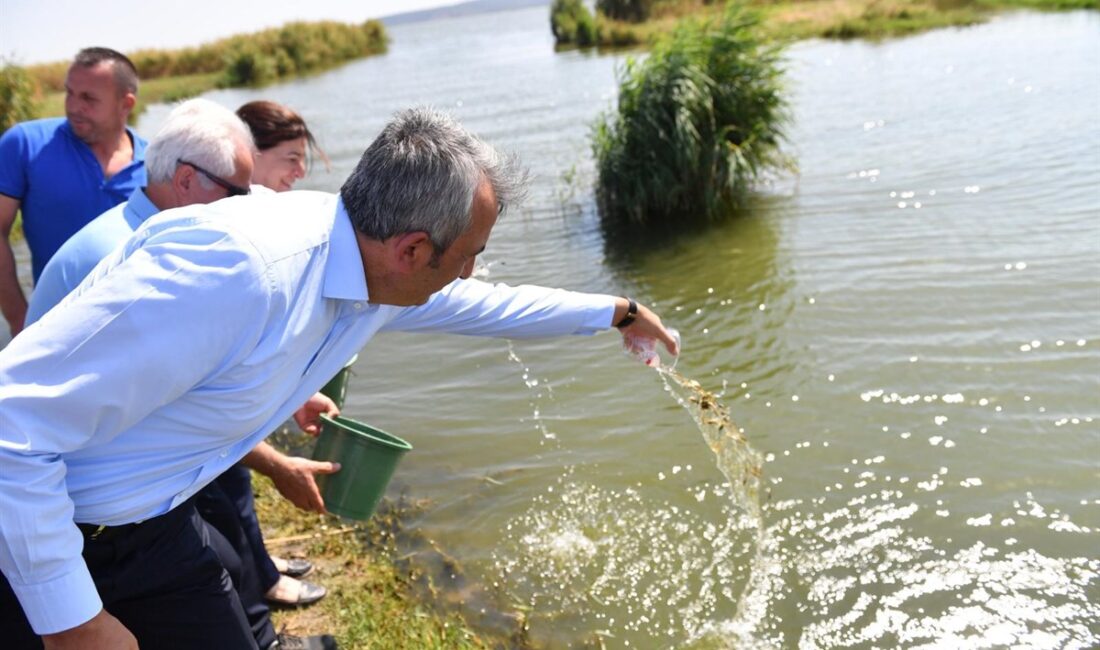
[0, 19, 388, 130]
[551, 0, 1099, 48]
[251, 472, 490, 649]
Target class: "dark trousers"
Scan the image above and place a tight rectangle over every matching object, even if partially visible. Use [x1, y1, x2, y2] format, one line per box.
[0, 500, 256, 649]
[214, 463, 281, 592]
[196, 475, 277, 649]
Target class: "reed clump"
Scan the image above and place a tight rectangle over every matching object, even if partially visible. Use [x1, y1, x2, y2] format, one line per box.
[550, 0, 600, 45]
[593, 4, 789, 232]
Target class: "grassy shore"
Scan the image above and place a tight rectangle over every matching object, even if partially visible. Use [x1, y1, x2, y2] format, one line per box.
[4, 19, 388, 129]
[560, 0, 1097, 47]
[251, 471, 492, 648]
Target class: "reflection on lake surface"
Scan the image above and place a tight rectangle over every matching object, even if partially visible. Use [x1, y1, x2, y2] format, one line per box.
[7, 6, 1099, 648]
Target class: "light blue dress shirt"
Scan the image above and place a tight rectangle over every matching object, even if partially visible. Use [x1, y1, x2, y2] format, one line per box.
[25, 187, 160, 325]
[0, 190, 616, 634]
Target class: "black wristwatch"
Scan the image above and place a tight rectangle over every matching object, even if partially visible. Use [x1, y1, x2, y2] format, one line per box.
[615, 298, 637, 329]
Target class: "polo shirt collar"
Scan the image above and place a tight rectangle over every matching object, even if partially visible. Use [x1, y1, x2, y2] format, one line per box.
[323, 198, 370, 303]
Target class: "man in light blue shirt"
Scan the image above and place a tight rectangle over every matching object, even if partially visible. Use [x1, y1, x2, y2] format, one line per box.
[0, 107, 678, 649]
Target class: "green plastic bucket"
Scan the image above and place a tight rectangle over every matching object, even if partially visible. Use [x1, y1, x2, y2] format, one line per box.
[319, 354, 358, 410]
[312, 414, 413, 520]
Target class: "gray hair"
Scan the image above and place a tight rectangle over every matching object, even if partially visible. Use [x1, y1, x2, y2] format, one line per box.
[73, 46, 139, 96]
[340, 107, 529, 252]
[145, 99, 256, 185]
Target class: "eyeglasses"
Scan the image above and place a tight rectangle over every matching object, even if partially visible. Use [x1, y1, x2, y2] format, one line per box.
[177, 159, 250, 197]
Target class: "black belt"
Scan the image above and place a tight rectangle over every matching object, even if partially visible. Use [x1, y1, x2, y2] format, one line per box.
[76, 520, 142, 542]
[75, 497, 196, 543]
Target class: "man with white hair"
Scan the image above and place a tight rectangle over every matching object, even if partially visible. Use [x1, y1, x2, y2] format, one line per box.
[20, 98, 335, 650]
[26, 98, 253, 321]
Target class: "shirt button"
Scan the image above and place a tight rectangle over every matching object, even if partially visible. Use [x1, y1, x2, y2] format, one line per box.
[220, 450, 228, 458]
[353, 302, 363, 310]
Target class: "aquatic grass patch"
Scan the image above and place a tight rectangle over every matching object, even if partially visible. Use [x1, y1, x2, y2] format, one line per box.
[593, 3, 790, 232]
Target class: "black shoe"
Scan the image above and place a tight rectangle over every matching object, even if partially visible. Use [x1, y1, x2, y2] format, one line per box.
[274, 633, 338, 650]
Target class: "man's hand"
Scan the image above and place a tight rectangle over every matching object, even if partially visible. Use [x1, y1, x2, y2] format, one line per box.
[613, 298, 680, 357]
[242, 441, 340, 513]
[293, 391, 339, 436]
[269, 455, 340, 513]
[42, 609, 137, 650]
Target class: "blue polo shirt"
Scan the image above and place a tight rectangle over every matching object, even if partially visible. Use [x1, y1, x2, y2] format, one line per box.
[0, 117, 147, 281]
[26, 188, 160, 325]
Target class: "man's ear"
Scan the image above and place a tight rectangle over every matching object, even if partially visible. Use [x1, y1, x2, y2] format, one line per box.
[121, 92, 137, 115]
[390, 231, 434, 272]
[172, 165, 193, 197]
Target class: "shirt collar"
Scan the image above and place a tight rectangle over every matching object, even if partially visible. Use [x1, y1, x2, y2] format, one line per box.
[123, 188, 160, 229]
[322, 198, 370, 302]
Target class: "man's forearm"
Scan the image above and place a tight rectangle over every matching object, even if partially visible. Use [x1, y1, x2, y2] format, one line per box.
[240, 440, 289, 478]
[0, 237, 28, 336]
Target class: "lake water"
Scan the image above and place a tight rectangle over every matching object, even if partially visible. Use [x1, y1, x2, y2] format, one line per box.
[6, 6, 1099, 648]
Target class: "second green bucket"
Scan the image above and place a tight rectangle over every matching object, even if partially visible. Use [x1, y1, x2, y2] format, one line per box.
[312, 414, 413, 520]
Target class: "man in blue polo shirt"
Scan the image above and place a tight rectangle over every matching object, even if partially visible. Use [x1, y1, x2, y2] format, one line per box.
[0, 47, 146, 337]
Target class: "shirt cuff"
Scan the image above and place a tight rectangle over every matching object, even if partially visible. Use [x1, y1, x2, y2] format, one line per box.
[11, 562, 102, 635]
[575, 295, 618, 334]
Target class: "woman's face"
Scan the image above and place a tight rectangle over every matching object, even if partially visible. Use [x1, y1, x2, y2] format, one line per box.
[252, 136, 308, 192]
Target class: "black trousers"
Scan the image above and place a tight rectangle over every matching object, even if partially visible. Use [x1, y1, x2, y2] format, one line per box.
[0, 500, 257, 649]
[197, 476, 276, 649]
[214, 463, 281, 593]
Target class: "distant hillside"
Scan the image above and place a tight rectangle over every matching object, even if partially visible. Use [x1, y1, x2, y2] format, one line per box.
[383, 0, 550, 25]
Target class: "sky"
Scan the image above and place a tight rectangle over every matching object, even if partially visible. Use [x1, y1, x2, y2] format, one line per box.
[0, 0, 467, 65]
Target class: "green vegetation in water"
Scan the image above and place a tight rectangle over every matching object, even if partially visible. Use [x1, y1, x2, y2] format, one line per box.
[1, 20, 388, 128]
[550, 0, 600, 45]
[593, 3, 789, 233]
[551, 0, 1098, 47]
